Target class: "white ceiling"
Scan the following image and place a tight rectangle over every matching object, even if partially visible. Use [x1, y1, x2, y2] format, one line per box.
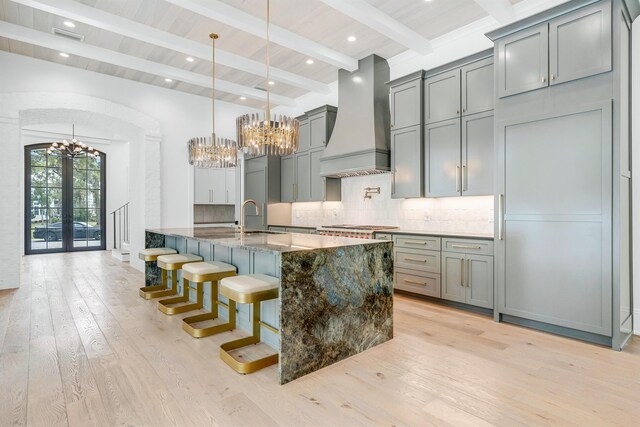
[0, 0, 554, 110]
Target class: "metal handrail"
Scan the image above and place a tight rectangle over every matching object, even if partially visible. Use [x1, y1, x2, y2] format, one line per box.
[110, 202, 129, 250]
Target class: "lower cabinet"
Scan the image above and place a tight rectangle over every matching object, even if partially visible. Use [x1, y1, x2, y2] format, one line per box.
[441, 251, 493, 309]
[395, 270, 440, 298]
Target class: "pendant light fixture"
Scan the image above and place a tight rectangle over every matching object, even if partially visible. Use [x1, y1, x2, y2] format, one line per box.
[47, 124, 99, 159]
[236, 0, 299, 156]
[188, 33, 238, 168]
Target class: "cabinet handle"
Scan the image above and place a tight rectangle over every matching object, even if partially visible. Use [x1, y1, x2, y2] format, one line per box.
[456, 165, 461, 192]
[499, 193, 504, 240]
[462, 165, 467, 191]
[466, 258, 470, 287]
[550, 74, 555, 81]
[456, 109, 460, 114]
[226, 190, 229, 203]
[460, 258, 464, 286]
[541, 76, 546, 83]
[292, 183, 295, 200]
[405, 240, 427, 245]
[404, 257, 426, 263]
[451, 244, 481, 250]
[403, 279, 427, 286]
[462, 108, 465, 113]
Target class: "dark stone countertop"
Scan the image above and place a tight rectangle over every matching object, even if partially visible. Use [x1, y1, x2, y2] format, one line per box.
[146, 227, 388, 254]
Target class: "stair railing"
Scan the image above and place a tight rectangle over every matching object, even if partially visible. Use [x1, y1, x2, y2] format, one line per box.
[110, 202, 129, 250]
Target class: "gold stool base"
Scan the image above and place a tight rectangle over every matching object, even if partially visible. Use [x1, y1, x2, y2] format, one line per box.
[140, 268, 177, 300]
[157, 296, 201, 315]
[139, 285, 168, 299]
[182, 312, 235, 338]
[220, 336, 279, 374]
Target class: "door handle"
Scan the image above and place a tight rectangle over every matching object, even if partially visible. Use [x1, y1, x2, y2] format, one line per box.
[466, 258, 470, 287]
[456, 165, 461, 192]
[498, 193, 504, 240]
[460, 258, 464, 286]
[462, 165, 467, 192]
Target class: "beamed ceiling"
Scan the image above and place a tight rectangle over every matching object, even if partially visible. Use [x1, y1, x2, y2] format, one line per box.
[0, 0, 538, 109]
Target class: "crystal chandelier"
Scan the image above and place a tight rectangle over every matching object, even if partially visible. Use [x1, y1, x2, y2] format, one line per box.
[188, 33, 238, 168]
[47, 124, 99, 159]
[236, 0, 299, 156]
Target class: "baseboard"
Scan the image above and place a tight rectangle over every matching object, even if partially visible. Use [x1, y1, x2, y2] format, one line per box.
[111, 249, 130, 262]
[635, 309, 640, 335]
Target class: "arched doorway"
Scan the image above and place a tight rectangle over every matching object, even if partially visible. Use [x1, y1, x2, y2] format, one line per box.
[24, 143, 106, 253]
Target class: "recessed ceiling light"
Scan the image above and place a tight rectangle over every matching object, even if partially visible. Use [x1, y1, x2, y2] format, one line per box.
[347, 35, 356, 42]
[268, 81, 275, 85]
[59, 52, 69, 58]
[306, 59, 314, 65]
[63, 21, 75, 28]
[186, 57, 195, 62]
[164, 78, 173, 82]
[240, 96, 247, 100]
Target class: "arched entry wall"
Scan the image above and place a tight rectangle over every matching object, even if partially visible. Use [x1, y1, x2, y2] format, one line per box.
[0, 92, 163, 289]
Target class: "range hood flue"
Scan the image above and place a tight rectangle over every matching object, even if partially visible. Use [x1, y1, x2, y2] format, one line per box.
[320, 55, 391, 178]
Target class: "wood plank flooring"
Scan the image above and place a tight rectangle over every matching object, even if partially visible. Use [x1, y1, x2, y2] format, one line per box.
[1, 251, 639, 426]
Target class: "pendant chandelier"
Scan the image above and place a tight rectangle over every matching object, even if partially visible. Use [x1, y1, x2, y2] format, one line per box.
[188, 33, 238, 168]
[236, 0, 299, 156]
[47, 125, 99, 159]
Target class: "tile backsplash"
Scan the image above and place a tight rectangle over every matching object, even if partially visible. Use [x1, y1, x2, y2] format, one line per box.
[194, 204, 235, 224]
[290, 174, 494, 234]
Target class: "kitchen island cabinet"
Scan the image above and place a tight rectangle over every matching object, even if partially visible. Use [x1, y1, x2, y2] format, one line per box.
[144, 227, 393, 384]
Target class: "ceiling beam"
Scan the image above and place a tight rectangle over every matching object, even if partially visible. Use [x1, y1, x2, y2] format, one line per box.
[0, 21, 297, 106]
[472, 0, 516, 24]
[319, 0, 432, 55]
[163, 0, 359, 71]
[9, 0, 330, 94]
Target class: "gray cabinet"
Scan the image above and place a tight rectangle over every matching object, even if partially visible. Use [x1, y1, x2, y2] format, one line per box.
[461, 58, 494, 116]
[424, 69, 461, 124]
[462, 111, 494, 196]
[549, 1, 611, 85]
[244, 155, 281, 230]
[495, 2, 611, 98]
[424, 119, 460, 197]
[279, 105, 340, 203]
[441, 251, 493, 309]
[281, 156, 295, 203]
[389, 76, 423, 130]
[391, 125, 422, 199]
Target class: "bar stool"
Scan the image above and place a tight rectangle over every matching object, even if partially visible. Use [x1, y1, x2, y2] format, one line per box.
[152, 253, 203, 307]
[158, 260, 234, 316]
[219, 274, 279, 374]
[180, 261, 238, 337]
[138, 247, 177, 299]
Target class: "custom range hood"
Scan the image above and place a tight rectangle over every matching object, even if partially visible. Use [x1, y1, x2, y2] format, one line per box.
[320, 55, 391, 178]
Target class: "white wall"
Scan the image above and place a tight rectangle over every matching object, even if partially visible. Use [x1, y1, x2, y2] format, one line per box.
[632, 19, 640, 334]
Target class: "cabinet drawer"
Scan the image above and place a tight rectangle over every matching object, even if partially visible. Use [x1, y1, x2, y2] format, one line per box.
[395, 270, 440, 298]
[442, 238, 493, 255]
[393, 235, 440, 250]
[394, 248, 440, 273]
[374, 233, 393, 241]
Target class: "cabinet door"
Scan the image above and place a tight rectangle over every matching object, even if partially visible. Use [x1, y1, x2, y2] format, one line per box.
[424, 69, 460, 124]
[390, 78, 422, 130]
[465, 254, 494, 309]
[309, 113, 327, 149]
[441, 252, 465, 303]
[225, 167, 236, 205]
[462, 111, 493, 197]
[309, 148, 325, 201]
[244, 166, 266, 229]
[424, 119, 461, 197]
[194, 167, 211, 204]
[461, 57, 494, 116]
[391, 125, 422, 199]
[280, 156, 295, 203]
[549, 1, 611, 86]
[496, 23, 549, 98]
[295, 152, 311, 202]
[298, 119, 311, 152]
[210, 169, 226, 203]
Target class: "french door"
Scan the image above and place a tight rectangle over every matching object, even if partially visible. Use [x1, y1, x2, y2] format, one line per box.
[25, 144, 106, 254]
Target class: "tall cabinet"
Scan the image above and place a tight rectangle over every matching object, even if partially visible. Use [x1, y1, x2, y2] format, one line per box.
[487, 0, 635, 350]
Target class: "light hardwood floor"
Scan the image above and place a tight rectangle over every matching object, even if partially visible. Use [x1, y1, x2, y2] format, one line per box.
[1, 251, 639, 427]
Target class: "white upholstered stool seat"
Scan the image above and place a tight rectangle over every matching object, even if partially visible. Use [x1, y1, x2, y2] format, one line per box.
[220, 274, 279, 304]
[138, 247, 177, 261]
[157, 253, 203, 270]
[183, 261, 236, 276]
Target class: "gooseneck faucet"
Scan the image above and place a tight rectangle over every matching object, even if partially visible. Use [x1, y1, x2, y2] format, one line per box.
[240, 199, 259, 235]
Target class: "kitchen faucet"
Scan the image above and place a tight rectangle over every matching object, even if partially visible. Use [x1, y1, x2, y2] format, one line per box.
[240, 199, 259, 235]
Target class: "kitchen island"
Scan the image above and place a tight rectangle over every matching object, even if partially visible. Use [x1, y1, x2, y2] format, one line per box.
[145, 227, 393, 384]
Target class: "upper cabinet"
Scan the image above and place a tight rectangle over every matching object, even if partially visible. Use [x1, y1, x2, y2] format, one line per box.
[389, 73, 423, 130]
[194, 167, 236, 205]
[424, 57, 494, 124]
[279, 106, 340, 203]
[495, 1, 611, 98]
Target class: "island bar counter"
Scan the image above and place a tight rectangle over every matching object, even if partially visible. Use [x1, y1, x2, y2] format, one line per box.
[145, 227, 394, 384]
